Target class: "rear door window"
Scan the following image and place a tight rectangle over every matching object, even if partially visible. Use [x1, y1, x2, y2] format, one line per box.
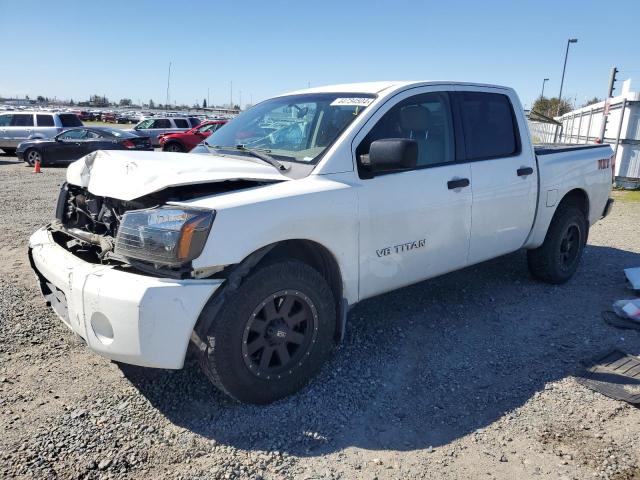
[152, 119, 171, 128]
[59, 129, 88, 140]
[85, 130, 103, 139]
[36, 114, 55, 127]
[11, 114, 34, 127]
[456, 92, 520, 160]
[174, 119, 189, 128]
[59, 114, 83, 127]
[0, 114, 12, 126]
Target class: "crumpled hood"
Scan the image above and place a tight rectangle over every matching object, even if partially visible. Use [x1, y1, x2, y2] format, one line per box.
[66, 150, 289, 201]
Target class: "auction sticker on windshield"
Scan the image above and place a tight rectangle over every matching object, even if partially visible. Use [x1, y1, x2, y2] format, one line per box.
[330, 97, 375, 107]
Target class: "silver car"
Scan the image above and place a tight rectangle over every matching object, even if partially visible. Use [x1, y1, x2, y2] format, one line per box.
[131, 117, 199, 147]
[0, 111, 83, 155]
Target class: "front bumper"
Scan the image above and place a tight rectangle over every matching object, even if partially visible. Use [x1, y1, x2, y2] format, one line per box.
[28, 227, 223, 369]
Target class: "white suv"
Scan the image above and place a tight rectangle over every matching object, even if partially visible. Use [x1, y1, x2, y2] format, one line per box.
[131, 117, 200, 146]
[0, 112, 83, 155]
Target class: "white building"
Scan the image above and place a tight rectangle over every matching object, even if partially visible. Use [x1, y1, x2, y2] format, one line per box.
[555, 79, 640, 188]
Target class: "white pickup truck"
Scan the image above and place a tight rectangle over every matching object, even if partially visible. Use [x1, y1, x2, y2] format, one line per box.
[29, 81, 614, 403]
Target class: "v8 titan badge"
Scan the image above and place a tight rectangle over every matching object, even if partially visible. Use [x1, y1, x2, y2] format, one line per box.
[376, 239, 426, 257]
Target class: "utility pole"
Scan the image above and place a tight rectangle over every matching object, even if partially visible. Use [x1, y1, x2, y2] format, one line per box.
[230, 81, 233, 109]
[166, 61, 172, 110]
[207, 88, 210, 107]
[239, 90, 242, 110]
[598, 66, 619, 143]
[557, 38, 578, 115]
[541, 78, 549, 99]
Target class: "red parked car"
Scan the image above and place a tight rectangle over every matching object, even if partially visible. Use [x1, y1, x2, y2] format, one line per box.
[101, 112, 117, 123]
[158, 120, 228, 152]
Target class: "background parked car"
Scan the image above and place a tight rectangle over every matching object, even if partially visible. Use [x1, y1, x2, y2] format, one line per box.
[0, 111, 83, 155]
[159, 119, 228, 152]
[16, 126, 153, 165]
[130, 117, 197, 147]
[101, 112, 117, 123]
[79, 111, 95, 121]
[116, 113, 131, 124]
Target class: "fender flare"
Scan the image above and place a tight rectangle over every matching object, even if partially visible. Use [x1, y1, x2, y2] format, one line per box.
[191, 244, 277, 351]
[191, 242, 350, 351]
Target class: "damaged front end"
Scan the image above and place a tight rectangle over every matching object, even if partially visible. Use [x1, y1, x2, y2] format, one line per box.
[51, 179, 262, 278]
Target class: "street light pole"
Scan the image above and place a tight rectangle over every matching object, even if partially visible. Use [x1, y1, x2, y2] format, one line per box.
[541, 78, 549, 99]
[166, 61, 172, 110]
[557, 38, 578, 115]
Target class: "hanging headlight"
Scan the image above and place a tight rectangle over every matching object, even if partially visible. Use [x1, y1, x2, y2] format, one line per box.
[114, 207, 214, 267]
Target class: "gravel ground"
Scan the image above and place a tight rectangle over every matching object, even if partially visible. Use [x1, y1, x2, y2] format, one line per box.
[1, 152, 639, 480]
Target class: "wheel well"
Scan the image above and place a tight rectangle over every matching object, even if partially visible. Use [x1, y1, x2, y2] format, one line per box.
[258, 240, 343, 305]
[257, 240, 344, 340]
[559, 188, 589, 219]
[192, 240, 347, 348]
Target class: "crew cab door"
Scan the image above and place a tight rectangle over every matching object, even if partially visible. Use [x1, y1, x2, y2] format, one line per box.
[354, 88, 472, 300]
[452, 89, 537, 264]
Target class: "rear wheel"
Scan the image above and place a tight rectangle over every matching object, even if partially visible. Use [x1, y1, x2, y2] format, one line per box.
[527, 204, 587, 284]
[25, 149, 43, 166]
[164, 142, 184, 153]
[199, 261, 336, 404]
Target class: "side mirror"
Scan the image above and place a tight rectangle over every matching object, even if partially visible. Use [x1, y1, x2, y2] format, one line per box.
[364, 138, 418, 172]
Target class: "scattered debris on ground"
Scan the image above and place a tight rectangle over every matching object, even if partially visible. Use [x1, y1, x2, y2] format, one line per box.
[576, 350, 640, 405]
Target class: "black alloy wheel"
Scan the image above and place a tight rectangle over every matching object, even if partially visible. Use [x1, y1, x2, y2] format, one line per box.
[241, 290, 318, 380]
[559, 222, 581, 270]
[198, 260, 336, 404]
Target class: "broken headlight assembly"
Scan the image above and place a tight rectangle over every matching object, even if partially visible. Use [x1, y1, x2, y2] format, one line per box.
[114, 206, 214, 267]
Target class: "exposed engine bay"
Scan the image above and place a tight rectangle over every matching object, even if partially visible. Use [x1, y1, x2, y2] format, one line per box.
[51, 180, 268, 277]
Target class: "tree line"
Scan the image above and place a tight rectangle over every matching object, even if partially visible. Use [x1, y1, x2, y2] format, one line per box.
[531, 96, 602, 118]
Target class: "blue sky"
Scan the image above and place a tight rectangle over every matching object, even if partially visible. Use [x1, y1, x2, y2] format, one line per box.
[1, 0, 638, 109]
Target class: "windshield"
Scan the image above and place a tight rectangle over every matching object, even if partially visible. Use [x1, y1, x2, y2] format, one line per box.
[205, 93, 375, 164]
[100, 128, 136, 138]
[136, 119, 154, 129]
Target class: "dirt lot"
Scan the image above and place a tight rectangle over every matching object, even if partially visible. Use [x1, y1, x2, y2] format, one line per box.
[1, 153, 639, 480]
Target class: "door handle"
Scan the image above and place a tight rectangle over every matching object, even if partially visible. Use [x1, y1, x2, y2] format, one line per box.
[517, 167, 534, 176]
[447, 178, 470, 190]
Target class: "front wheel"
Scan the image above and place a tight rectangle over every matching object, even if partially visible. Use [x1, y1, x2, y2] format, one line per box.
[199, 261, 336, 404]
[25, 148, 44, 166]
[163, 142, 184, 153]
[527, 204, 587, 284]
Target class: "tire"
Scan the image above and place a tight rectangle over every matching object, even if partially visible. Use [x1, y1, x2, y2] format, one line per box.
[164, 142, 184, 153]
[1, 148, 16, 156]
[527, 204, 587, 284]
[199, 260, 336, 404]
[25, 148, 44, 166]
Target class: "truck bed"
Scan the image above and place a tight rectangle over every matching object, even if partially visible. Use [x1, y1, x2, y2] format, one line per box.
[534, 143, 611, 155]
